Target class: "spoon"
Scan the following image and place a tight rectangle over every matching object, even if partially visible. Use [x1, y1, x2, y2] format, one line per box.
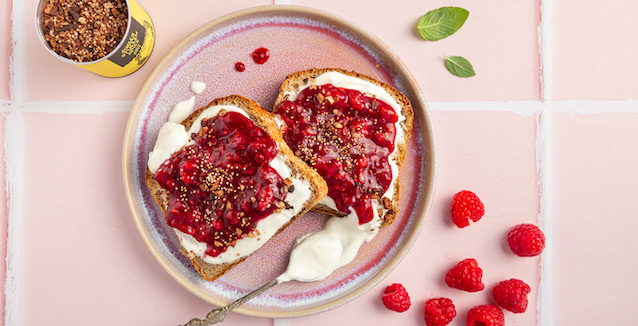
[180, 278, 280, 326]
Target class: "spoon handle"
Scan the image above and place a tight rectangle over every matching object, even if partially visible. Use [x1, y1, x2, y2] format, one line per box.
[180, 278, 279, 326]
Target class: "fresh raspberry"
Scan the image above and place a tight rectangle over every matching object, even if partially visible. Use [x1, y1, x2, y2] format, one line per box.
[493, 278, 531, 313]
[381, 283, 411, 312]
[508, 223, 546, 257]
[466, 305, 504, 326]
[450, 190, 485, 228]
[445, 258, 485, 292]
[424, 297, 456, 326]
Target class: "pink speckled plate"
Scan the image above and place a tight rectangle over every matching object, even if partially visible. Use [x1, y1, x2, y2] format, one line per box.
[123, 5, 436, 318]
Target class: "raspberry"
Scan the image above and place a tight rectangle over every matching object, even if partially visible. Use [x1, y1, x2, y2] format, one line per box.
[445, 258, 485, 292]
[381, 283, 411, 312]
[508, 223, 546, 257]
[493, 278, 531, 313]
[466, 305, 504, 326]
[450, 190, 485, 228]
[424, 297, 456, 326]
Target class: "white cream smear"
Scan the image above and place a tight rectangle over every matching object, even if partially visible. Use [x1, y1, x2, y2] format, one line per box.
[190, 81, 206, 95]
[277, 211, 379, 282]
[276, 71, 407, 283]
[148, 82, 312, 265]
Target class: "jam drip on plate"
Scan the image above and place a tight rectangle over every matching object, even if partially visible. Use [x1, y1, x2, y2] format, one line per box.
[250, 47, 270, 64]
[274, 83, 398, 224]
[154, 111, 288, 257]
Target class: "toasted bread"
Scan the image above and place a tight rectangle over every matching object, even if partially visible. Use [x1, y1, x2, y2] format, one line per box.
[146, 95, 328, 281]
[273, 68, 414, 226]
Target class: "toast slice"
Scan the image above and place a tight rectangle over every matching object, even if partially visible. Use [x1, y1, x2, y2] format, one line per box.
[146, 95, 328, 281]
[273, 68, 414, 226]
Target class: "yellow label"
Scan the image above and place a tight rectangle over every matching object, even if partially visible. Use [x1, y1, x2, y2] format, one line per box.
[81, 0, 155, 77]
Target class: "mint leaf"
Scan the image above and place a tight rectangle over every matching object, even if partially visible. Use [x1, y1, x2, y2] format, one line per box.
[417, 7, 469, 41]
[444, 56, 476, 78]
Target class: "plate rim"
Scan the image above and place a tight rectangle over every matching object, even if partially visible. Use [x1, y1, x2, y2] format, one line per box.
[122, 4, 437, 318]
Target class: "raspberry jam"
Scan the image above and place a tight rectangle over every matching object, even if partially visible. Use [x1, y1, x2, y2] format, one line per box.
[154, 111, 288, 257]
[274, 84, 398, 224]
[234, 62, 245, 72]
[250, 47, 270, 64]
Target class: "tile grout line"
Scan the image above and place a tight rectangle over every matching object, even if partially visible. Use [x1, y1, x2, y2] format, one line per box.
[5, 0, 26, 325]
[429, 100, 542, 116]
[273, 318, 290, 326]
[11, 100, 134, 114]
[9, 0, 25, 104]
[536, 110, 554, 326]
[547, 99, 638, 113]
[537, 0, 554, 323]
[539, 0, 554, 103]
[5, 99, 638, 115]
[2, 99, 637, 115]
[4, 112, 25, 326]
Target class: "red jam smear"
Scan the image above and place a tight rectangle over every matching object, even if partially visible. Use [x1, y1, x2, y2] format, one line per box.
[154, 111, 287, 257]
[234, 62, 245, 72]
[250, 47, 270, 64]
[274, 84, 398, 224]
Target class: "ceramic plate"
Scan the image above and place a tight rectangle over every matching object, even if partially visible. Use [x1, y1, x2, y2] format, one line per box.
[123, 5, 436, 318]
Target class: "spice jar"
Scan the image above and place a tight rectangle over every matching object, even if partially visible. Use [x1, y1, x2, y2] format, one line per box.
[36, 0, 155, 77]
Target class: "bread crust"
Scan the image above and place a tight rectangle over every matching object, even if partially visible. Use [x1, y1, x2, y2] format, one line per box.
[145, 95, 328, 281]
[273, 68, 414, 226]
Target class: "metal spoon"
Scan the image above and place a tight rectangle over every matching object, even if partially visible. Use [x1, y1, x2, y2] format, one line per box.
[180, 278, 280, 326]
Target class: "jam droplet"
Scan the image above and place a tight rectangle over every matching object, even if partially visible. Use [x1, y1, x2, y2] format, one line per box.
[250, 47, 270, 64]
[234, 62, 245, 72]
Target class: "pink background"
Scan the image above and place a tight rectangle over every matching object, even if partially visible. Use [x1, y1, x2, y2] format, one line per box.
[2, 0, 638, 325]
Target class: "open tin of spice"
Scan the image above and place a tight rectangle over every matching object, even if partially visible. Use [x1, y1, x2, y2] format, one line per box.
[36, 0, 155, 77]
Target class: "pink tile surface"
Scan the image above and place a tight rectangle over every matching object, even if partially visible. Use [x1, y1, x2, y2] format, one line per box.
[295, 111, 541, 325]
[553, 112, 638, 325]
[21, 113, 270, 326]
[553, 1, 638, 100]
[286, 0, 541, 101]
[0, 0, 11, 100]
[2, 0, 637, 325]
[20, 0, 270, 101]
